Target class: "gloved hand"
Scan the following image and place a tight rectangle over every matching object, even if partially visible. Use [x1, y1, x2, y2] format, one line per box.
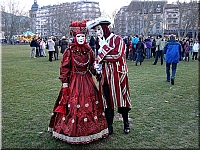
[98, 36, 107, 47]
[62, 83, 68, 88]
[94, 62, 102, 74]
[98, 47, 103, 53]
[96, 64, 102, 74]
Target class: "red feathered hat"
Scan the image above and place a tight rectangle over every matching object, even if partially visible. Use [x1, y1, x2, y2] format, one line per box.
[69, 20, 88, 36]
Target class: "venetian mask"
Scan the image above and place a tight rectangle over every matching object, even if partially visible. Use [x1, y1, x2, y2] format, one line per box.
[94, 25, 104, 39]
[75, 34, 86, 45]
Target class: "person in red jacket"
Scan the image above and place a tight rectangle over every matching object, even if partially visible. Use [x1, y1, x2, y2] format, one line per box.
[48, 20, 109, 144]
[87, 17, 132, 135]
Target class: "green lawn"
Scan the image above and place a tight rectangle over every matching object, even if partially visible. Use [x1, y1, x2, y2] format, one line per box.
[2, 45, 199, 149]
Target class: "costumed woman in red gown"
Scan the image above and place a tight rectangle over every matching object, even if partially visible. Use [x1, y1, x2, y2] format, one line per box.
[48, 20, 109, 144]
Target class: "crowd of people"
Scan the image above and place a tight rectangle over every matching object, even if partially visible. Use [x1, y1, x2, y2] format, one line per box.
[29, 30, 199, 65]
[123, 34, 199, 64]
[29, 36, 72, 62]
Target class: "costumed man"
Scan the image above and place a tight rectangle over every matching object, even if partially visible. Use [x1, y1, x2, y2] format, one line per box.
[48, 20, 109, 144]
[86, 17, 132, 134]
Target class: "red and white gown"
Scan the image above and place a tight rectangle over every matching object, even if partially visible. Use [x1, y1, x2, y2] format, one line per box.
[48, 44, 109, 144]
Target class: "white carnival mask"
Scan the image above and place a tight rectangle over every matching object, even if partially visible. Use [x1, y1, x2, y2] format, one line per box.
[94, 25, 104, 39]
[76, 34, 86, 45]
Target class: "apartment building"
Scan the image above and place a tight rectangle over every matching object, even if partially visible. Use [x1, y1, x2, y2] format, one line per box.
[114, 0, 168, 37]
[114, 0, 199, 38]
[29, 0, 101, 37]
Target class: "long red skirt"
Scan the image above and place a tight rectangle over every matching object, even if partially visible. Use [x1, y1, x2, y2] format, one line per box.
[48, 73, 109, 144]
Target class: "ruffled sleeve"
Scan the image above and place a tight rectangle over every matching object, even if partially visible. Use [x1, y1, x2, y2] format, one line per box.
[89, 49, 96, 76]
[59, 48, 71, 83]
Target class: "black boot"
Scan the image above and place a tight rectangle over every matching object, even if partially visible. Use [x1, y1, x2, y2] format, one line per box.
[105, 108, 114, 135]
[124, 121, 130, 134]
[122, 113, 130, 134]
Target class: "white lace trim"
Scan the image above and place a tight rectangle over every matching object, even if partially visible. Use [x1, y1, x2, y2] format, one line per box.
[52, 128, 108, 143]
[48, 127, 53, 132]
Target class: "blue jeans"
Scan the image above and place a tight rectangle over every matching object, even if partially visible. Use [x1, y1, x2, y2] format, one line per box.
[132, 48, 136, 61]
[146, 48, 151, 59]
[166, 63, 177, 81]
[135, 51, 143, 63]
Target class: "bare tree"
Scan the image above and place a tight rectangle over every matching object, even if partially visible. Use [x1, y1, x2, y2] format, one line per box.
[176, 0, 198, 38]
[110, 9, 118, 32]
[114, 0, 167, 37]
[48, 3, 73, 37]
[1, 0, 29, 43]
[188, 0, 199, 39]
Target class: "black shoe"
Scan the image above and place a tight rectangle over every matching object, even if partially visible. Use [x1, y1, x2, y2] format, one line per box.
[124, 122, 130, 134]
[171, 77, 174, 85]
[152, 63, 156, 65]
[135, 63, 137, 66]
[108, 125, 113, 135]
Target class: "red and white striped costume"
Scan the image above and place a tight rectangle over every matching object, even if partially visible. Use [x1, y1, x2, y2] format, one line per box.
[97, 33, 131, 109]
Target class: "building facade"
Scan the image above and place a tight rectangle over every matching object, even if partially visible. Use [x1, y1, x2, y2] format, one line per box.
[113, 0, 199, 38]
[113, 0, 168, 37]
[29, 0, 199, 39]
[29, 0, 101, 38]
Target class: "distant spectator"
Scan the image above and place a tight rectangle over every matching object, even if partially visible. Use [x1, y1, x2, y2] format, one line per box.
[30, 37, 39, 58]
[126, 36, 132, 60]
[163, 34, 181, 85]
[53, 37, 59, 60]
[183, 41, 190, 62]
[39, 38, 46, 57]
[132, 35, 139, 61]
[47, 36, 55, 62]
[192, 40, 199, 60]
[135, 36, 145, 66]
[89, 36, 96, 54]
[36, 37, 41, 57]
[59, 36, 68, 54]
[145, 38, 152, 59]
[153, 35, 164, 65]
[95, 37, 100, 57]
[151, 38, 156, 58]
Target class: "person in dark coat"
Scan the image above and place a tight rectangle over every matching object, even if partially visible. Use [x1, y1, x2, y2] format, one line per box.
[60, 36, 68, 54]
[151, 38, 156, 58]
[89, 36, 96, 54]
[30, 37, 39, 58]
[135, 36, 145, 66]
[95, 37, 100, 57]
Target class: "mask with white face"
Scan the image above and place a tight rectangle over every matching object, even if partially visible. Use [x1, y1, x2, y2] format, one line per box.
[94, 25, 104, 39]
[75, 34, 86, 45]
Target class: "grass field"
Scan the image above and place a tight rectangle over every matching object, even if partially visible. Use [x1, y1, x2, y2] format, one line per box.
[2, 45, 199, 149]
